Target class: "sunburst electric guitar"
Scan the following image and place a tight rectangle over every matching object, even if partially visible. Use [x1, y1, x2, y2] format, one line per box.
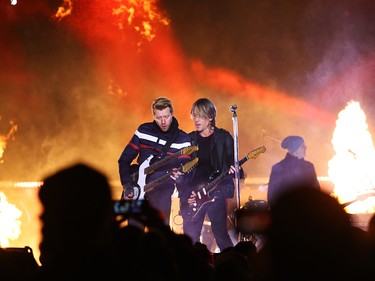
[180, 146, 266, 221]
[125, 145, 198, 200]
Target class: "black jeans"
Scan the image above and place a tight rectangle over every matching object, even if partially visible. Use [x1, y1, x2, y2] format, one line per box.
[182, 196, 234, 252]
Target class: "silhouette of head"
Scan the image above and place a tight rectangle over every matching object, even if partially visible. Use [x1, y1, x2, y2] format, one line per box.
[38, 162, 114, 264]
[268, 187, 368, 280]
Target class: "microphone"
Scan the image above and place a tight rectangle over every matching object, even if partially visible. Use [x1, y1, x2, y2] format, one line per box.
[229, 104, 237, 112]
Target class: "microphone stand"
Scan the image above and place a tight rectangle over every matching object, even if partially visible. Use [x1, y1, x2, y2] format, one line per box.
[230, 105, 241, 242]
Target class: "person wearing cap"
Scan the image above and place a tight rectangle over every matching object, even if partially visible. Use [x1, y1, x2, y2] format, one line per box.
[267, 135, 320, 208]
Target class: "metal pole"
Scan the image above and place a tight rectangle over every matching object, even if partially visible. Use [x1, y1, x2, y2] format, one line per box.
[230, 104, 241, 241]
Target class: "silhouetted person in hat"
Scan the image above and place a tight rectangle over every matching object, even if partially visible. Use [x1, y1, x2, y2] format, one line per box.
[267, 135, 320, 208]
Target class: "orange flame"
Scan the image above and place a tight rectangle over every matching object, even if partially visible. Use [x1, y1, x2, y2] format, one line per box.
[0, 119, 18, 164]
[328, 101, 375, 214]
[0, 192, 22, 247]
[113, 0, 169, 43]
[54, 0, 73, 20]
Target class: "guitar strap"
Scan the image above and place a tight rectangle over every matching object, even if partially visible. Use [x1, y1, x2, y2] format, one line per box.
[153, 129, 181, 162]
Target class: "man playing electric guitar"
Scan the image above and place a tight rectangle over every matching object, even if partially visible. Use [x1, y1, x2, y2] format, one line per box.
[181, 146, 266, 222]
[118, 97, 192, 226]
[178, 98, 245, 252]
[126, 146, 198, 201]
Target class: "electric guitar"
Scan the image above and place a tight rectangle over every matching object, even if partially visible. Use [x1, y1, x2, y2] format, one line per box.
[341, 191, 375, 208]
[180, 146, 266, 221]
[144, 157, 199, 193]
[125, 145, 198, 200]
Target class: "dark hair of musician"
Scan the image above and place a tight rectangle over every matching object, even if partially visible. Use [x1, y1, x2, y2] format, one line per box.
[190, 98, 217, 127]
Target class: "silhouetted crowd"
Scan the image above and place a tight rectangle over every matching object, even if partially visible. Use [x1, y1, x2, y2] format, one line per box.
[1, 162, 375, 281]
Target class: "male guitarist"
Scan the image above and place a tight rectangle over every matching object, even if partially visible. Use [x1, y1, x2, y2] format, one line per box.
[118, 97, 192, 226]
[179, 98, 244, 252]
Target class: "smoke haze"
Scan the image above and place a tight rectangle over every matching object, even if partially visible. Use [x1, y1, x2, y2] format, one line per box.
[1, 0, 375, 184]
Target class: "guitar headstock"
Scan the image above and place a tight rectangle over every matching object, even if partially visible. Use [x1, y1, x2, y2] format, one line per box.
[182, 157, 199, 173]
[181, 145, 199, 155]
[248, 146, 266, 159]
[355, 191, 375, 202]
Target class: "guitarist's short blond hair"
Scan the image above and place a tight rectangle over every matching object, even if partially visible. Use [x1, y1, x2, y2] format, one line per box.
[152, 97, 174, 115]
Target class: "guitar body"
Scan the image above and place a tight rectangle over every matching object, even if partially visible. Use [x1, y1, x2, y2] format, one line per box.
[180, 146, 267, 222]
[123, 146, 199, 201]
[184, 187, 219, 222]
[132, 154, 154, 200]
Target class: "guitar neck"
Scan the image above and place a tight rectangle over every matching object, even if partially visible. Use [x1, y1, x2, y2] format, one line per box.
[204, 155, 248, 194]
[144, 151, 182, 175]
[144, 145, 198, 175]
[144, 172, 172, 193]
[144, 158, 198, 193]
